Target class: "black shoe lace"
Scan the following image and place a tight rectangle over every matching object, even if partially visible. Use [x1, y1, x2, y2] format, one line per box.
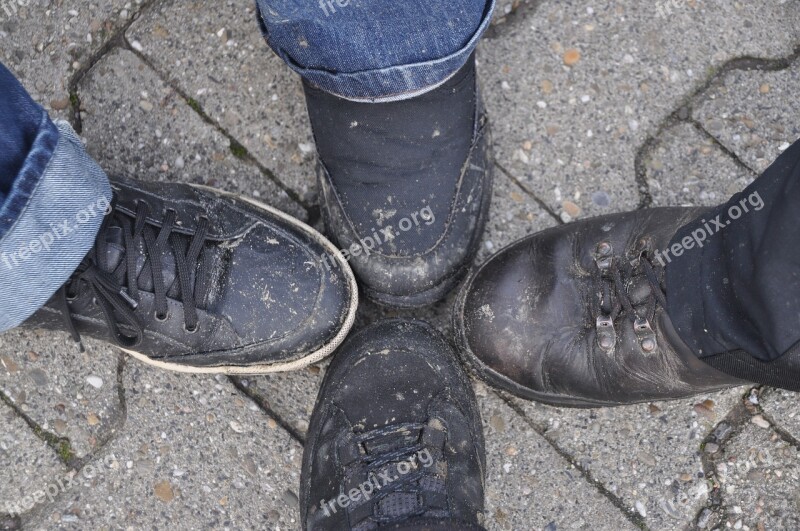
[347, 422, 448, 526]
[56, 198, 210, 350]
[591, 238, 666, 353]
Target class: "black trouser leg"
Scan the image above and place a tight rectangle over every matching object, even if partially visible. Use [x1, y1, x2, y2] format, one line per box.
[666, 138, 800, 389]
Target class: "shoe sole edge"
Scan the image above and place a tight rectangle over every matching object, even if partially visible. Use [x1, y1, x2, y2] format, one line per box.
[119, 186, 359, 375]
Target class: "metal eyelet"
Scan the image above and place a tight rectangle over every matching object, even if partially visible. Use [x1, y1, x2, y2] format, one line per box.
[155, 312, 169, 322]
[596, 315, 617, 353]
[633, 317, 658, 354]
[629, 237, 654, 266]
[184, 323, 198, 334]
[595, 241, 614, 271]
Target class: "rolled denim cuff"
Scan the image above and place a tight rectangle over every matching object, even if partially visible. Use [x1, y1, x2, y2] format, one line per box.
[257, 0, 495, 102]
[0, 121, 111, 332]
[0, 111, 58, 238]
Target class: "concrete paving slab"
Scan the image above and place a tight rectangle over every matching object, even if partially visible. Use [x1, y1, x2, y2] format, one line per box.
[645, 122, 756, 208]
[0, 0, 147, 120]
[0, 330, 124, 460]
[478, 0, 799, 219]
[760, 388, 800, 444]
[511, 387, 750, 530]
[693, 59, 800, 174]
[127, 0, 317, 203]
[25, 362, 303, 530]
[0, 399, 68, 521]
[477, 385, 636, 530]
[77, 47, 305, 219]
[709, 420, 800, 531]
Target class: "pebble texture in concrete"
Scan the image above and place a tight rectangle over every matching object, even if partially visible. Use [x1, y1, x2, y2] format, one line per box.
[25, 364, 303, 530]
[0, 331, 123, 460]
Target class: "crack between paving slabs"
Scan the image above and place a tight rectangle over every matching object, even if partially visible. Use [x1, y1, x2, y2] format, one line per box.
[4, 353, 129, 527]
[228, 376, 306, 445]
[494, 389, 650, 531]
[494, 160, 564, 224]
[121, 37, 314, 214]
[691, 386, 760, 530]
[65, 0, 163, 134]
[633, 43, 800, 208]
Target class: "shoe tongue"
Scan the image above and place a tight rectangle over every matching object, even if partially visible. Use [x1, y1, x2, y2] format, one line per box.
[359, 427, 447, 523]
[376, 492, 423, 520]
[627, 275, 654, 306]
[97, 218, 184, 299]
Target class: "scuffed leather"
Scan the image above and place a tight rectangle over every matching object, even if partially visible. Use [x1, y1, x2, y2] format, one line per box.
[457, 207, 750, 406]
[23, 176, 355, 368]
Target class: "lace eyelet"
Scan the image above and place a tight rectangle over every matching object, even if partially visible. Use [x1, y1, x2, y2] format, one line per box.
[155, 312, 169, 322]
[596, 315, 617, 353]
[633, 317, 658, 354]
[184, 323, 198, 334]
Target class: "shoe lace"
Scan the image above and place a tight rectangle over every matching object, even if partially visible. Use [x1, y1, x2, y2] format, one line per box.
[56, 198, 210, 350]
[591, 238, 665, 353]
[346, 422, 448, 527]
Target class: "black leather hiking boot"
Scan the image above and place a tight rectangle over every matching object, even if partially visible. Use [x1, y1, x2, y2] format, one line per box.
[22, 175, 358, 374]
[304, 53, 493, 308]
[454, 207, 751, 407]
[301, 320, 486, 530]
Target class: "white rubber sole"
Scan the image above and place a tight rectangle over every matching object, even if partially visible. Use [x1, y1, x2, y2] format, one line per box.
[117, 186, 359, 375]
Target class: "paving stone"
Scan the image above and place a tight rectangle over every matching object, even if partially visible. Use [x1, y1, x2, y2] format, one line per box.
[710, 421, 800, 530]
[645, 122, 756, 207]
[235, 366, 325, 442]
[25, 362, 302, 529]
[477, 384, 635, 530]
[0, 0, 146, 119]
[760, 388, 800, 443]
[477, 168, 556, 264]
[0, 399, 68, 519]
[491, 0, 536, 27]
[693, 59, 800, 174]
[479, 0, 799, 219]
[510, 387, 749, 530]
[127, 0, 317, 202]
[0, 330, 123, 459]
[77, 47, 305, 219]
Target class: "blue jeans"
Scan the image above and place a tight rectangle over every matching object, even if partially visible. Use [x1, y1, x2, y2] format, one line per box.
[0, 2, 494, 332]
[256, 0, 495, 102]
[0, 63, 112, 331]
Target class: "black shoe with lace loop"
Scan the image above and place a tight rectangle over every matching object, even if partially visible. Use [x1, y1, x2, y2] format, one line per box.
[22, 175, 358, 374]
[302, 320, 486, 530]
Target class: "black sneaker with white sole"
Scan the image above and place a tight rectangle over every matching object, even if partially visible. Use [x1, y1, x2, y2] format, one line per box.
[21, 175, 358, 374]
[305, 53, 493, 308]
[301, 320, 486, 531]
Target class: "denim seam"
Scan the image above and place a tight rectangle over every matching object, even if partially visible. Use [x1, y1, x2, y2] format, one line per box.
[261, 0, 496, 101]
[0, 112, 59, 239]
